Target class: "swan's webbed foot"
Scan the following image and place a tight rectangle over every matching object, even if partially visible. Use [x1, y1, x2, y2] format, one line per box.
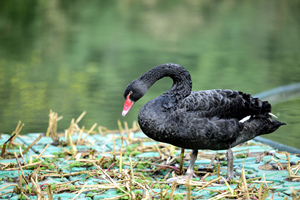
[167, 149, 199, 183]
[167, 173, 197, 182]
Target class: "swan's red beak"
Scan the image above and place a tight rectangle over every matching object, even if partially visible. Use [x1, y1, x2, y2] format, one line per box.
[122, 96, 134, 116]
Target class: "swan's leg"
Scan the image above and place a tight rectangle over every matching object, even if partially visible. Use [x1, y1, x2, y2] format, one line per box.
[226, 148, 234, 180]
[186, 149, 198, 177]
[167, 149, 198, 182]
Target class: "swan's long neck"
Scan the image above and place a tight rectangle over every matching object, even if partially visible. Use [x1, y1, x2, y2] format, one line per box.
[137, 64, 192, 140]
[139, 63, 192, 101]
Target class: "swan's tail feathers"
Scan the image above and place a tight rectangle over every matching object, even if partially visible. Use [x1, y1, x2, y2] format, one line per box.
[239, 115, 251, 123]
[244, 93, 272, 117]
[261, 100, 272, 114]
[239, 112, 278, 123]
[241, 116, 286, 138]
[232, 117, 285, 148]
[257, 117, 286, 136]
[251, 99, 272, 117]
[268, 112, 278, 119]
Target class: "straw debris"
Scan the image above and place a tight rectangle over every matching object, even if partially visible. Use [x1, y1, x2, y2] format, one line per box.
[0, 110, 299, 199]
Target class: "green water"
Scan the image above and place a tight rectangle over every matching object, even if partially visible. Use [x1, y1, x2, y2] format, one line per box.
[0, 1, 299, 148]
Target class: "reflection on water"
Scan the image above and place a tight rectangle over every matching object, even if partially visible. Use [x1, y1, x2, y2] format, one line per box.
[0, 1, 300, 148]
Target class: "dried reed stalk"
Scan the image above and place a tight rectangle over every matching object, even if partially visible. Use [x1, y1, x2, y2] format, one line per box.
[46, 184, 53, 200]
[112, 133, 116, 161]
[117, 120, 124, 137]
[20, 192, 30, 200]
[285, 152, 292, 180]
[120, 137, 124, 173]
[22, 134, 42, 154]
[30, 177, 45, 199]
[75, 111, 86, 124]
[46, 110, 63, 139]
[217, 163, 220, 178]
[18, 171, 23, 194]
[220, 177, 234, 195]
[19, 146, 26, 164]
[196, 176, 222, 191]
[5, 160, 43, 171]
[133, 180, 150, 200]
[1, 133, 16, 157]
[240, 168, 250, 200]
[209, 191, 231, 200]
[80, 123, 97, 144]
[68, 133, 77, 153]
[271, 157, 284, 170]
[0, 184, 19, 193]
[180, 148, 185, 175]
[98, 125, 113, 135]
[186, 179, 192, 200]
[35, 144, 50, 160]
[14, 152, 28, 186]
[76, 126, 85, 145]
[10, 121, 24, 144]
[258, 182, 263, 199]
[154, 143, 162, 158]
[124, 121, 131, 141]
[208, 151, 217, 168]
[261, 186, 268, 200]
[169, 181, 177, 199]
[72, 182, 87, 200]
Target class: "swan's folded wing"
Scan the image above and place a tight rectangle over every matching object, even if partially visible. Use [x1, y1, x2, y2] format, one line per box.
[179, 89, 255, 120]
[159, 114, 243, 150]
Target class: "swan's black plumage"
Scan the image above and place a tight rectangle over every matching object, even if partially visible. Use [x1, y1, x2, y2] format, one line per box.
[123, 63, 285, 180]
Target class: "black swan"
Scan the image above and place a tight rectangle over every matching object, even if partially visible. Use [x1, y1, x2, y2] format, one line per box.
[122, 63, 285, 181]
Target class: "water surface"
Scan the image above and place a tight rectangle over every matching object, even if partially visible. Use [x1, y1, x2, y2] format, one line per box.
[0, 1, 299, 148]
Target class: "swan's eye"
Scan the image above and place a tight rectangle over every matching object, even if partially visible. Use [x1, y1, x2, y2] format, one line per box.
[126, 91, 133, 100]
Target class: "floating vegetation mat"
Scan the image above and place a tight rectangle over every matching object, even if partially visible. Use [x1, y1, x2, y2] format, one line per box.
[0, 111, 300, 200]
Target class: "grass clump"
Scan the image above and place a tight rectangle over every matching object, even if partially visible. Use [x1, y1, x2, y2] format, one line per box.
[68, 161, 93, 169]
[236, 153, 247, 158]
[52, 151, 67, 158]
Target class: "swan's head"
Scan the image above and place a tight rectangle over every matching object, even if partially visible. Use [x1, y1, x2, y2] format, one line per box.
[122, 80, 147, 116]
